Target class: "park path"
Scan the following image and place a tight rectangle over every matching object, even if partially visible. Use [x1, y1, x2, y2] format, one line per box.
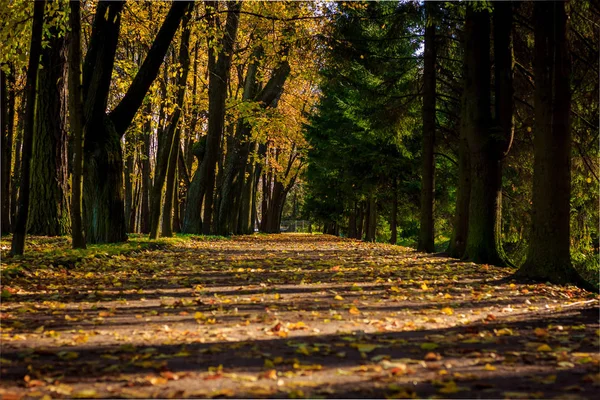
[1, 234, 598, 399]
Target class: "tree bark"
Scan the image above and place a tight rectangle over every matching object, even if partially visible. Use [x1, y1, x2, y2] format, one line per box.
[11, 0, 45, 255]
[418, 1, 436, 253]
[0, 68, 14, 234]
[29, 6, 70, 236]
[151, 8, 192, 239]
[493, 1, 514, 263]
[517, 1, 583, 285]
[68, 0, 86, 248]
[139, 101, 152, 234]
[390, 180, 398, 245]
[83, 1, 190, 243]
[462, 7, 504, 265]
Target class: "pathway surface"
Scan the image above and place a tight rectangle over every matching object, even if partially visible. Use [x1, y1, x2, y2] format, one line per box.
[1, 234, 598, 398]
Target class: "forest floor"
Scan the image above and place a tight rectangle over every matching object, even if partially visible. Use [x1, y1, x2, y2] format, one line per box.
[0, 234, 599, 399]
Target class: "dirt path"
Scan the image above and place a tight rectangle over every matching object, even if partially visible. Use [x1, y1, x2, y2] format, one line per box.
[1, 234, 598, 399]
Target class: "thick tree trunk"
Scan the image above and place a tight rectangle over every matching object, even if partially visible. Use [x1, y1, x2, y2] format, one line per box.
[29, 13, 70, 236]
[418, 1, 436, 253]
[68, 0, 86, 248]
[462, 7, 504, 265]
[83, 0, 189, 243]
[517, 1, 583, 285]
[82, 1, 126, 244]
[11, 0, 45, 255]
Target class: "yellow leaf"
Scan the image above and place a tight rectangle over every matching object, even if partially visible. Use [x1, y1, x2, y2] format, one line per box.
[441, 307, 453, 315]
[348, 306, 361, 315]
[421, 283, 428, 291]
[537, 344, 552, 352]
[334, 295, 344, 301]
[484, 363, 496, 371]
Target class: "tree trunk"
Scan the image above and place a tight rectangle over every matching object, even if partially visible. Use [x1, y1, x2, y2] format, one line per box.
[151, 8, 191, 239]
[68, 0, 86, 248]
[365, 194, 376, 242]
[390, 181, 398, 245]
[0, 68, 14, 234]
[462, 7, 504, 265]
[83, 0, 190, 243]
[29, 10, 70, 236]
[517, 1, 583, 285]
[183, 1, 241, 235]
[124, 136, 134, 232]
[11, 0, 45, 255]
[418, 1, 436, 253]
[139, 101, 152, 233]
[348, 203, 357, 239]
[162, 128, 181, 237]
[493, 1, 515, 263]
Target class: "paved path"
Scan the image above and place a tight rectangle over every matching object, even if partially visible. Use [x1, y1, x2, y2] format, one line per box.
[1, 234, 598, 398]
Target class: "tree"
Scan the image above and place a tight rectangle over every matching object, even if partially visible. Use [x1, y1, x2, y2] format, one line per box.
[11, 0, 46, 255]
[82, 0, 190, 243]
[29, 2, 70, 236]
[516, 1, 584, 285]
[150, 8, 192, 239]
[68, 0, 85, 249]
[183, 1, 242, 235]
[417, 1, 437, 253]
[462, 6, 505, 265]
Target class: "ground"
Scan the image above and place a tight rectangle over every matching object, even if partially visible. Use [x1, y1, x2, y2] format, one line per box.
[0, 234, 598, 399]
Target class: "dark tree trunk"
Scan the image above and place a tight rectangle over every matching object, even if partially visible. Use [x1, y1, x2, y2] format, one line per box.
[517, 1, 583, 285]
[356, 202, 364, 240]
[183, 1, 241, 234]
[390, 180, 398, 245]
[1, 68, 14, 234]
[365, 194, 376, 242]
[462, 7, 504, 265]
[418, 1, 436, 253]
[348, 203, 357, 239]
[82, 1, 127, 244]
[447, 115, 470, 258]
[11, 106, 23, 227]
[29, 9, 70, 236]
[493, 1, 514, 263]
[139, 101, 152, 234]
[83, 0, 190, 243]
[11, 0, 45, 255]
[68, 0, 86, 248]
[162, 128, 182, 237]
[124, 136, 135, 233]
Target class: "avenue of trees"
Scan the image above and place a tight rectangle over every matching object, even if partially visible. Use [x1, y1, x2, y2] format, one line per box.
[1, 1, 598, 288]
